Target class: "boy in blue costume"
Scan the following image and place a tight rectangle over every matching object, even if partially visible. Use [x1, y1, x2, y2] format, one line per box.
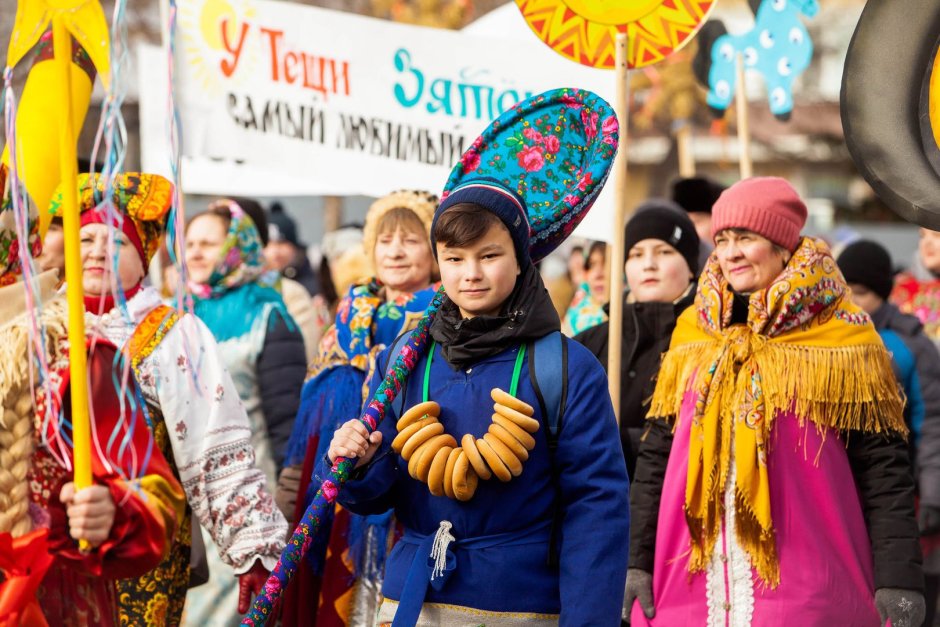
[322, 88, 629, 625]
[325, 182, 629, 626]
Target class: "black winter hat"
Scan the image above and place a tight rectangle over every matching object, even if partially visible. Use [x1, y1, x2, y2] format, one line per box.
[625, 199, 701, 276]
[267, 202, 302, 247]
[837, 239, 895, 301]
[671, 176, 726, 215]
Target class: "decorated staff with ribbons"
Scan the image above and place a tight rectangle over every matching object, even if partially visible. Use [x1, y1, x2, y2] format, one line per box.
[317, 88, 628, 625]
[48, 173, 288, 625]
[0, 165, 186, 626]
[625, 178, 924, 627]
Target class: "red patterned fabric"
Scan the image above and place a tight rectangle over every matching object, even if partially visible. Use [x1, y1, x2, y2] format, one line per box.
[27, 339, 183, 626]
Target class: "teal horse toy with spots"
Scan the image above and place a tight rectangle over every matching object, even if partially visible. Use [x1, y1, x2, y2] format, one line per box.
[693, 0, 817, 121]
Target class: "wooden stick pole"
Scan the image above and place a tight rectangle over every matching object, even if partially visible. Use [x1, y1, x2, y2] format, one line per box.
[676, 122, 695, 177]
[607, 33, 630, 424]
[53, 16, 92, 553]
[735, 53, 753, 179]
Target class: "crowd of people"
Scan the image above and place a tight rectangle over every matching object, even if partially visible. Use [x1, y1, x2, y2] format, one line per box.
[2, 126, 939, 626]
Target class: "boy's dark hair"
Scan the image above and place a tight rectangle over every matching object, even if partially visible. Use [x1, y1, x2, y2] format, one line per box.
[432, 203, 505, 251]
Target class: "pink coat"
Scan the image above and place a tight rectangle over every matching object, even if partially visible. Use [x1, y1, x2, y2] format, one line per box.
[631, 390, 881, 626]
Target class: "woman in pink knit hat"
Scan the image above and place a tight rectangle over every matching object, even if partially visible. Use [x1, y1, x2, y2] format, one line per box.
[624, 177, 925, 626]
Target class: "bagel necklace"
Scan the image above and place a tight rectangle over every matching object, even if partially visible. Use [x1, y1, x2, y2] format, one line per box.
[391, 342, 539, 502]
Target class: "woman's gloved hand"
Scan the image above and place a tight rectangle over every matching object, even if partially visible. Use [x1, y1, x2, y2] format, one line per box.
[874, 588, 925, 627]
[622, 568, 654, 623]
[238, 560, 270, 613]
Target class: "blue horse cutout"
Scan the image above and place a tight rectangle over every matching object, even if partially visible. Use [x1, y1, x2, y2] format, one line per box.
[693, 0, 817, 121]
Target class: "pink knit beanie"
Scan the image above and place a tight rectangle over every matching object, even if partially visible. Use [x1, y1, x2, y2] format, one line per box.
[710, 177, 807, 251]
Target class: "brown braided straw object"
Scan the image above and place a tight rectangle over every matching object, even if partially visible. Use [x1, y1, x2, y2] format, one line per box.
[0, 294, 68, 538]
[0, 387, 35, 536]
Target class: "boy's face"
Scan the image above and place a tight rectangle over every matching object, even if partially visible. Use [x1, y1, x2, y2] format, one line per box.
[437, 221, 521, 319]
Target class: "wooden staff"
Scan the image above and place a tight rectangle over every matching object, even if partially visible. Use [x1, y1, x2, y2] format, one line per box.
[735, 53, 753, 179]
[607, 33, 630, 424]
[52, 16, 92, 552]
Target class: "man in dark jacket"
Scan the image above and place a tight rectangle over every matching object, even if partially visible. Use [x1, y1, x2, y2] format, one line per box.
[839, 239, 940, 626]
[575, 200, 700, 479]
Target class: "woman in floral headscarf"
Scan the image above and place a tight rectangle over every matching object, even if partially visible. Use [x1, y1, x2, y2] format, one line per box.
[626, 178, 924, 627]
[53, 173, 288, 626]
[278, 190, 439, 627]
[182, 200, 306, 625]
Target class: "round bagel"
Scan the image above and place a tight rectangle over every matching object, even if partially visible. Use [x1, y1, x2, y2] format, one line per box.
[841, 0, 940, 228]
[493, 403, 541, 434]
[427, 445, 455, 496]
[489, 423, 530, 461]
[397, 401, 441, 431]
[443, 447, 462, 499]
[415, 434, 458, 482]
[391, 416, 437, 454]
[401, 421, 445, 460]
[492, 413, 537, 450]
[483, 433, 524, 477]
[490, 387, 535, 417]
[461, 433, 493, 480]
[476, 437, 512, 482]
[453, 451, 479, 501]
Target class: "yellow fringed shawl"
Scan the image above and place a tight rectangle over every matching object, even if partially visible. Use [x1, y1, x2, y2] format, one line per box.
[648, 237, 906, 588]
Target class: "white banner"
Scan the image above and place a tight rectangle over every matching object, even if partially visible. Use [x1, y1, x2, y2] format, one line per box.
[140, 0, 622, 240]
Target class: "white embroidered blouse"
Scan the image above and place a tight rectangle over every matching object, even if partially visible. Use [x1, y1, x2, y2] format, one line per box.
[83, 287, 287, 573]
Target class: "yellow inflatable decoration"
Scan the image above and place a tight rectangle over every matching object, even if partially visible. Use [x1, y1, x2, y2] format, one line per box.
[3, 0, 111, 551]
[2, 0, 110, 236]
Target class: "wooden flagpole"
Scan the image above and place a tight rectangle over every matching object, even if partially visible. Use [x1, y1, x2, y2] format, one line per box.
[607, 33, 630, 424]
[735, 53, 753, 179]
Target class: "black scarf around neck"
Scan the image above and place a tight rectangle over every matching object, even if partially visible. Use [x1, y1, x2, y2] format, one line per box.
[430, 262, 560, 370]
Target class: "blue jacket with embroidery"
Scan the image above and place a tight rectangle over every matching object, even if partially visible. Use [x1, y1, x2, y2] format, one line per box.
[318, 338, 630, 625]
[872, 302, 940, 507]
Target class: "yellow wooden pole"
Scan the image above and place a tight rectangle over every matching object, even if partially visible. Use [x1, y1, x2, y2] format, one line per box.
[53, 16, 92, 552]
[607, 33, 630, 424]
